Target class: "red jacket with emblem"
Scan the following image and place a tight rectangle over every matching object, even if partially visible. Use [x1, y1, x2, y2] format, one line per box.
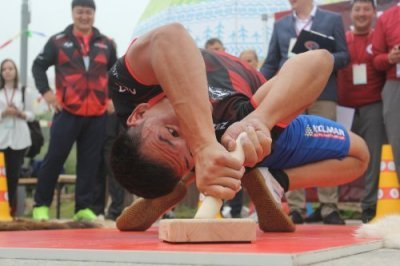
[32, 25, 117, 116]
[337, 30, 385, 107]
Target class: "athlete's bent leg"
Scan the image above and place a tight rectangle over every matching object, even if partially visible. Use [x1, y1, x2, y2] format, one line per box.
[285, 132, 370, 190]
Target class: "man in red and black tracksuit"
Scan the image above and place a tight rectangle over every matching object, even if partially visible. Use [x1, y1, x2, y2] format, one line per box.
[337, 0, 386, 223]
[31, 0, 117, 221]
[372, 3, 400, 186]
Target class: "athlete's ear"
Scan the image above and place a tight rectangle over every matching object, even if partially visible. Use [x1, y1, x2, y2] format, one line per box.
[126, 103, 150, 127]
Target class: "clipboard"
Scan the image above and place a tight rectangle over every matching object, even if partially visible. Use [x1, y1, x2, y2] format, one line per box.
[291, 29, 335, 54]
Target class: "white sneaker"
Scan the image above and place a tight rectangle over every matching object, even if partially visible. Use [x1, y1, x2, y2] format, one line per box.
[96, 214, 105, 221]
[258, 167, 284, 206]
[221, 205, 232, 218]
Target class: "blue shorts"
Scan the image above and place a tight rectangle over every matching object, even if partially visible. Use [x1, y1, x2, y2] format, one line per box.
[258, 115, 350, 169]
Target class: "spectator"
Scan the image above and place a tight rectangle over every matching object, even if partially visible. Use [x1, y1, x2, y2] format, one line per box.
[260, 0, 349, 225]
[337, 0, 386, 223]
[31, 0, 117, 221]
[0, 59, 35, 215]
[204, 38, 225, 52]
[239, 49, 259, 69]
[92, 102, 127, 221]
[372, 3, 400, 184]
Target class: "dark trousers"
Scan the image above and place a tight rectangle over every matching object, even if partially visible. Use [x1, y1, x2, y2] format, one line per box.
[228, 188, 243, 218]
[92, 114, 125, 219]
[1, 148, 26, 213]
[352, 102, 387, 211]
[92, 136, 125, 219]
[34, 111, 106, 212]
[382, 81, 400, 181]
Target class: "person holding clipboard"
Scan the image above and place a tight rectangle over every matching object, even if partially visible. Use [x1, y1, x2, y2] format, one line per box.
[260, 0, 349, 225]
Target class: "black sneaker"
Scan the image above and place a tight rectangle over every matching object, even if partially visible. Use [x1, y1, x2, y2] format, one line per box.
[105, 213, 119, 221]
[305, 208, 322, 223]
[323, 210, 345, 225]
[289, 210, 304, 224]
[361, 208, 376, 224]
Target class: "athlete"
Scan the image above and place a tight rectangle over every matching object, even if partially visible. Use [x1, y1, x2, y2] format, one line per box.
[108, 23, 369, 231]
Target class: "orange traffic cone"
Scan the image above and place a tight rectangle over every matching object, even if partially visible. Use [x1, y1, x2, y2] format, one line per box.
[0, 152, 12, 221]
[373, 145, 400, 222]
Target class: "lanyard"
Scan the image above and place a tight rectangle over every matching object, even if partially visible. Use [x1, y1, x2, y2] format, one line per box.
[3, 88, 16, 106]
[349, 31, 372, 64]
[78, 36, 91, 56]
[74, 31, 93, 56]
[294, 16, 313, 36]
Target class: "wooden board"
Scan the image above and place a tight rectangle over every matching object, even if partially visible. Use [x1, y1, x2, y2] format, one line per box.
[159, 218, 257, 243]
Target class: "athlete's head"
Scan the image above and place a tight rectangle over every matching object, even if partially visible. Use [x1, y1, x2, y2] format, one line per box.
[111, 95, 194, 198]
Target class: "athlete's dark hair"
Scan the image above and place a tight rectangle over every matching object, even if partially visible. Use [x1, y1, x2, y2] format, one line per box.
[110, 125, 180, 199]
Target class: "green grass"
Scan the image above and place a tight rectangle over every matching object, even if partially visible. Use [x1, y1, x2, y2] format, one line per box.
[174, 204, 197, 218]
[49, 200, 75, 219]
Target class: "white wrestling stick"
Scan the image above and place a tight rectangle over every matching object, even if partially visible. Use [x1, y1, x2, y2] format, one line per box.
[194, 132, 246, 219]
[158, 132, 256, 243]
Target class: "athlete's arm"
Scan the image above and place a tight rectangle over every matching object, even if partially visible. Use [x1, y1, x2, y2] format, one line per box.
[222, 49, 333, 166]
[253, 49, 333, 125]
[125, 23, 243, 199]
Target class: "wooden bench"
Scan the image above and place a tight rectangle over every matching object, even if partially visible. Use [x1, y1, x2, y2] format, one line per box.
[18, 174, 77, 219]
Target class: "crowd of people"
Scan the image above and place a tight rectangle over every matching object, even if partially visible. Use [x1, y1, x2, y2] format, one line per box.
[0, 0, 399, 228]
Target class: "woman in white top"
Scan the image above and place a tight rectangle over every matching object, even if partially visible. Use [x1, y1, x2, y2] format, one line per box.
[0, 58, 35, 215]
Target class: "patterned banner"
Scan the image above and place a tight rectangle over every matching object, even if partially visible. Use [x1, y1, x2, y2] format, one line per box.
[133, 0, 347, 58]
[0, 30, 46, 50]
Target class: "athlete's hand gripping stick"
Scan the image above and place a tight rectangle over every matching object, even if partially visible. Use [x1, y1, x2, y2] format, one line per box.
[194, 132, 246, 219]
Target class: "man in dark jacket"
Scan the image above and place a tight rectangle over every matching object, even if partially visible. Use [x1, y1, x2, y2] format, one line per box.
[31, 0, 117, 221]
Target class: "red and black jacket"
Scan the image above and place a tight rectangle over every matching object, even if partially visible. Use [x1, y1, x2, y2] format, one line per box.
[109, 49, 266, 140]
[32, 24, 117, 116]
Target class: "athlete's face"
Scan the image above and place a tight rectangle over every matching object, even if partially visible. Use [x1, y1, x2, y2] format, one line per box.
[127, 99, 194, 177]
[351, 1, 375, 33]
[72, 6, 95, 34]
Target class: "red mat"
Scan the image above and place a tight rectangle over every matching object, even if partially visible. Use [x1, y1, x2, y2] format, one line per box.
[0, 225, 375, 254]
